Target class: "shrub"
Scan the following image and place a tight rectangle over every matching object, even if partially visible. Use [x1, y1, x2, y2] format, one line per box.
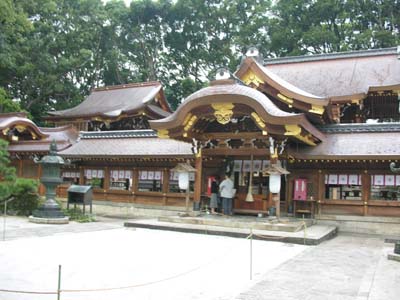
[63, 207, 96, 223]
[8, 178, 40, 216]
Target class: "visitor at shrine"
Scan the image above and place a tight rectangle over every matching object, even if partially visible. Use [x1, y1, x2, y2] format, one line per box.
[219, 174, 235, 216]
[210, 176, 220, 214]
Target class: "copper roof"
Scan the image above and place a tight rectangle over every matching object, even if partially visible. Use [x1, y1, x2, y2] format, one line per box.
[236, 58, 328, 106]
[290, 131, 400, 159]
[264, 47, 400, 99]
[47, 82, 171, 120]
[7, 126, 78, 154]
[150, 80, 325, 143]
[58, 130, 193, 158]
[1, 112, 78, 153]
[0, 112, 48, 139]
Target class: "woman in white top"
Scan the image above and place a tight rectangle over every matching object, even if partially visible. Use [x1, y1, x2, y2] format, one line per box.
[219, 174, 235, 215]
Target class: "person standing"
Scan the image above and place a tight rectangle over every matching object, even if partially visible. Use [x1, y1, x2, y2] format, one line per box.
[210, 176, 219, 214]
[219, 174, 235, 216]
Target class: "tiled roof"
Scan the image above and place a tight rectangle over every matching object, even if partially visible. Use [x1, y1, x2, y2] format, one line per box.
[291, 131, 400, 159]
[47, 82, 171, 119]
[263, 47, 400, 98]
[79, 129, 157, 139]
[8, 125, 78, 153]
[59, 130, 193, 158]
[264, 47, 399, 65]
[0, 112, 78, 153]
[318, 123, 400, 133]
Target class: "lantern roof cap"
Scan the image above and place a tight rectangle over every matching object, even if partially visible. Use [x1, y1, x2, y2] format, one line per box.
[262, 164, 290, 175]
[36, 140, 65, 165]
[171, 162, 196, 173]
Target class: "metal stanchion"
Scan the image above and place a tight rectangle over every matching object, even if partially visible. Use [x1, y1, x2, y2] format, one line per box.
[303, 215, 307, 245]
[3, 197, 15, 241]
[250, 228, 253, 280]
[57, 265, 62, 300]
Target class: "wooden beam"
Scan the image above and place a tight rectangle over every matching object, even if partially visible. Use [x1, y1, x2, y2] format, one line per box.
[194, 151, 203, 203]
[202, 148, 269, 157]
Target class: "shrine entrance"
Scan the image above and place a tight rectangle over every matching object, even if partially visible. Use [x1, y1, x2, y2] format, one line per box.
[200, 154, 287, 215]
[150, 76, 324, 215]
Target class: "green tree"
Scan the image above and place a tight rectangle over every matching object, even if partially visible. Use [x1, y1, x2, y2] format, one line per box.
[8, 178, 40, 216]
[0, 88, 23, 113]
[0, 139, 16, 201]
[269, 0, 400, 56]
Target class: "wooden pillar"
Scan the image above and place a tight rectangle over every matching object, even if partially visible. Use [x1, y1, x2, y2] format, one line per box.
[79, 166, 84, 184]
[317, 170, 324, 216]
[18, 159, 23, 177]
[132, 168, 138, 202]
[104, 167, 110, 191]
[273, 193, 280, 218]
[194, 151, 203, 204]
[362, 170, 370, 216]
[162, 168, 169, 205]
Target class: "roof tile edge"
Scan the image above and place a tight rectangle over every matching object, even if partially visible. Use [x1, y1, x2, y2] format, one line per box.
[264, 47, 398, 65]
[80, 129, 157, 139]
[92, 81, 161, 92]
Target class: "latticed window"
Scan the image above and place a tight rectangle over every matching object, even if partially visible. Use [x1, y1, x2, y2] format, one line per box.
[363, 92, 400, 122]
[306, 181, 314, 199]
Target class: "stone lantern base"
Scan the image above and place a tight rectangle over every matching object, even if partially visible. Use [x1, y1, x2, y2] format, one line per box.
[29, 198, 69, 224]
[29, 216, 69, 224]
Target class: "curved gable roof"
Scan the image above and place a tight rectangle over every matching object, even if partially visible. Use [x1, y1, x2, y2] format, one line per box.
[47, 82, 171, 120]
[264, 47, 400, 100]
[150, 80, 325, 144]
[0, 113, 48, 140]
[236, 57, 329, 107]
[0, 113, 79, 154]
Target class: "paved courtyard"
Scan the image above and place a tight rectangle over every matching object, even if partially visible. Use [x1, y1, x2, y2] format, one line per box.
[0, 216, 399, 300]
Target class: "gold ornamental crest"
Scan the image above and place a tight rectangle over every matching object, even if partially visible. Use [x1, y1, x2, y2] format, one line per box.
[211, 103, 235, 125]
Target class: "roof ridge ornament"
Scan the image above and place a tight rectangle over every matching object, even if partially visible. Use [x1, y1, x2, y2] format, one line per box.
[215, 67, 231, 80]
[245, 46, 263, 63]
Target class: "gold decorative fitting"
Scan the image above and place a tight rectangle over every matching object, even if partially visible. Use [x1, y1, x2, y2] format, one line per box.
[277, 93, 293, 104]
[309, 105, 324, 115]
[183, 113, 193, 126]
[2, 128, 10, 135]
[284, 125, 315, 145]
[262, 130, 268, 136]
[241, 70, 264, 87]
[157, 129, 169, 138]
[284, 125, 301, 136]
[271, 147, 278, 159]
[195, 148, 202, 158]
[212, 103, 234, 125]
[184, 115, 197, 132]
[251, 112, 266, 129]
[15, 125, 26, 132]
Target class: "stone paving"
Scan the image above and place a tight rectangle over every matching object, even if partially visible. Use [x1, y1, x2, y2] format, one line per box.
[0, 215, 123, 241]
[1, 216, 399, 300]
[236, 233, 400, 300]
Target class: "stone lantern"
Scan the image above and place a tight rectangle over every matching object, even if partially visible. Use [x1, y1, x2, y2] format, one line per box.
[29, 140, 69, 224]
[262, 162, 290, 219]
[171, 161, 196, 216]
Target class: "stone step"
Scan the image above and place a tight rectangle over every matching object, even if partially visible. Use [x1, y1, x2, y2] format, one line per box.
[158, 215, 315, 232]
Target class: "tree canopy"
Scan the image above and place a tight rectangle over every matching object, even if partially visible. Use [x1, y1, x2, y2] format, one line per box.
[0, 139, 16, 200]
[0, 0, 398, 121]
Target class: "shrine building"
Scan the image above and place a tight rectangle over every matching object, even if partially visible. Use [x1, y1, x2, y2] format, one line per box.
[2, 46, 400, 218]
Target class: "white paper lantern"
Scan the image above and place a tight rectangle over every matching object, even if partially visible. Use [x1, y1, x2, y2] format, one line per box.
[178, 172, 189, 190]
[269, 174, 281, 194]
